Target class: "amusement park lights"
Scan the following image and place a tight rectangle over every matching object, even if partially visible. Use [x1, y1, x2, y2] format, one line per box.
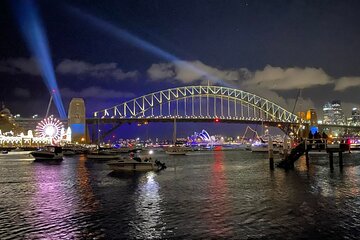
[36, 116, 63, 140]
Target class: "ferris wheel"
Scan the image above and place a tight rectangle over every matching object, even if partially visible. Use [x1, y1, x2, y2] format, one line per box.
[36, 116, 64, 140]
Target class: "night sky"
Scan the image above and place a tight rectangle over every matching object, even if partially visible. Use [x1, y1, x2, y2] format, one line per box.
[1, 0, 360, 138]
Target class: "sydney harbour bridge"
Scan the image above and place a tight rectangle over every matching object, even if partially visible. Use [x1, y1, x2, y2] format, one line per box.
[12, 85, 360, 142]
[87, 85, 303, 140]
[87, 85, 360, 142]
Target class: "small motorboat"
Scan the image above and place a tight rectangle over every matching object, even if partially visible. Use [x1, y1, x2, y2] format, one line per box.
[7, 147, 32, 155]
[164, 146, 190, 155]
[30, 146, 63, 161]
[108, 156, 166, 172]
[250, 141, 280, 153]
[86, 149, 121, 159]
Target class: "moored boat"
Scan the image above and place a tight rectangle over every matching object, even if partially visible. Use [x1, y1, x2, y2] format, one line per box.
[165, 145, 190, 155]
[251, 142, 280, 153]
[86, 149, 121, 159]
[30, 146, 63, 161]
[108, 156, 166, 172]
[7, 147, 32, 155]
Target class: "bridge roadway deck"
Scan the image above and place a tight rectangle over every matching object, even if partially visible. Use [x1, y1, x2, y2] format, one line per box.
[85, 117, 301, 127]
[14, 117, 360, 131]
[86, 118, 360, 129]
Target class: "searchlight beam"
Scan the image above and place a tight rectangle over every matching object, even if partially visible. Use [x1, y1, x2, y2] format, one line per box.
[67, 5, 233, 88]
[12, 0, 66, 118]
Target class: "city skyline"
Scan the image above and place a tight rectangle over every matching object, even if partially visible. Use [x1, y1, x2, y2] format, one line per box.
[1, 0, 360, 118]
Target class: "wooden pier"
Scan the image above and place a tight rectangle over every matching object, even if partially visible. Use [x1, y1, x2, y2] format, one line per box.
[277, 140, 350, 170]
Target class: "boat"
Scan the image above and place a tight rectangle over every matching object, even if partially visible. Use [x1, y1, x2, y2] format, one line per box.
[108, 156, 166, 172]
[165, 145, 190, 155]
[7, 147, 32, 155]
[1, 147, 32, 155]
[62, 144, 89, 155]
[116, 147, 132, 153]
[86, 149, 121, 159]
[30, 146, 63, 161]
[250, 140, 280, 153]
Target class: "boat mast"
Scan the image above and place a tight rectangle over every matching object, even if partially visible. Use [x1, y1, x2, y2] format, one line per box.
[284, 89, 302, 136]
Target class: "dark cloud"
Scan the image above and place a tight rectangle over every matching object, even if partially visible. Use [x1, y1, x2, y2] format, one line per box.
[147, 61, 335, 90]
[61, 86, 135, 99]
[13, 88, 31, 98]
[334, 77, 360, 91]
[0, 57, 40, 75]
[56, 59, 139, 81]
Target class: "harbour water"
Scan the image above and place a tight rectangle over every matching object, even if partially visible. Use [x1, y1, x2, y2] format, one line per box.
[1, 150, 360, 239]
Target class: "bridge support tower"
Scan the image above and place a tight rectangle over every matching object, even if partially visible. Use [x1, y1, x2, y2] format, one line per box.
[68, 98, 87, 143]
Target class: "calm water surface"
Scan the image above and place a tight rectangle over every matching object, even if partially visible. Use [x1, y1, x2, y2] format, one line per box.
[1, 150, 360, 239]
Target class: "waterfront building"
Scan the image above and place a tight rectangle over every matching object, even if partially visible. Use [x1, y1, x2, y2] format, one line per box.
[306, 109, 318, 126]
[0, 102, 12, 119]
[323, 102, 333, 124]
[351, 107, 360, 126]
[0, 103, 20, 133]
[0, 129, 71, 147]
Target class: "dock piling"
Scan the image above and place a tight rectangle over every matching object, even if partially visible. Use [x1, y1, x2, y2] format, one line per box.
[339, 151, 343, 167]
[305, 140, 309, 166]
[329, 152, 334, 170]
[268, 136, 274, 170]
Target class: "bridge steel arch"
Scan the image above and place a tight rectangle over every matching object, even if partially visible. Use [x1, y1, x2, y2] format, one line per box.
[94, 86, 302, 124]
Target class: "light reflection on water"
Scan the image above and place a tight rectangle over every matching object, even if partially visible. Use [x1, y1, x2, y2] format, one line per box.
[201, 150, 233, 237]
[132, 172, 163, 239]
[1, 151, 360, 239]
[76, 155, 101, 214]
[28, 162, 77, 239]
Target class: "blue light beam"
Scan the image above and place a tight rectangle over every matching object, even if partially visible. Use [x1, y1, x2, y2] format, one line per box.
[67, 6, 233, 88]
[12, 0, 66, 119]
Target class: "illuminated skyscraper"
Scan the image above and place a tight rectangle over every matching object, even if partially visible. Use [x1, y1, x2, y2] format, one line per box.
[68, 98, 86, 143]
[351, 108, 360, 125]
[331, 100, 346, 125]
[323, 102, 333, 124]
[322, 100, 346, 125]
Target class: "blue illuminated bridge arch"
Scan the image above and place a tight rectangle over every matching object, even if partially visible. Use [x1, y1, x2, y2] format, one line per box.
[91, 85, 305, 127]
